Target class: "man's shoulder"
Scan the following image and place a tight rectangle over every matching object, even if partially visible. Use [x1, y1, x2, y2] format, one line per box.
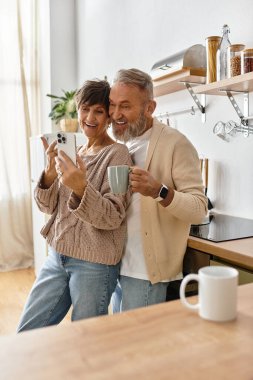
[152, 118, 186, 141]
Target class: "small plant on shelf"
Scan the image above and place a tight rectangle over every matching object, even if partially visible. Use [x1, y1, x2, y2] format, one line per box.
[47, 89, 78, 132]
[47, 89, 78, 123]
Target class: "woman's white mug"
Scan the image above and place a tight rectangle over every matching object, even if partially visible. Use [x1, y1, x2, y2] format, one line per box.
[180, 266, 238, 322]
[107, 165, 130, 194]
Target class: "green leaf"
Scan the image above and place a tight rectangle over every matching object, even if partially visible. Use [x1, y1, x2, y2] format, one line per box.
[47, 89, 77, 122]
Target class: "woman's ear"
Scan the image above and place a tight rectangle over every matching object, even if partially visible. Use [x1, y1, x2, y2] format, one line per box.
[106, 116, 112, 127]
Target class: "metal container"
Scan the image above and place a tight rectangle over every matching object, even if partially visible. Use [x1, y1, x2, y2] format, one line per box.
[151, 44, 206, 80]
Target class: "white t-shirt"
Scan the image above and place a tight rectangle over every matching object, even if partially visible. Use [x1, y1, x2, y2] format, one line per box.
[120, 128, 182, 282]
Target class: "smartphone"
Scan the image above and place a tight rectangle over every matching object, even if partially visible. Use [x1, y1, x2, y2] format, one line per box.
[56, 132, 77, 165]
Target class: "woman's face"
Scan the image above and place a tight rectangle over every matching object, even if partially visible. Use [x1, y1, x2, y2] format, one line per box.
[78, 103, 109, 140]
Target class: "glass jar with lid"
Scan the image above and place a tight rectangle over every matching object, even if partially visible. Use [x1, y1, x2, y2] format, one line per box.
[241, 49, 253, 74]
[216, 24, 231, 80]
[227, 44, 245, 77]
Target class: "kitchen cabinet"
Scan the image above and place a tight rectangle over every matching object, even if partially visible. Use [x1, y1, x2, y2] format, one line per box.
[187, 235, 253, 271]
[184, 236, 253, 285]
[185, 246, 253, 284]
[172, 236, 253, 301]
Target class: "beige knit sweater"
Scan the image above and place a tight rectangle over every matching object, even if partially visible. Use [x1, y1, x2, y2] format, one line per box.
[35, 143, 132, 265]
[140, 118, 207, 283]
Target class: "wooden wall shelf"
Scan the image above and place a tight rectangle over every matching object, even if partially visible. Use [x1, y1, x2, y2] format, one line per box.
[153, 68, 253, 128]
[193, 72, 253, 96]
[153, 68, 206, 97]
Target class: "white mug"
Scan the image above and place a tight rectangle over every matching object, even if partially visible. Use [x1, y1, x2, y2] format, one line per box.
[180, 266, 238, 322]
[107, 165, 130, 194]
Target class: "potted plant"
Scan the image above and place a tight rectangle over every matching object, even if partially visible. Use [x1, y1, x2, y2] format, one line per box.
[47, 89, 79, 132]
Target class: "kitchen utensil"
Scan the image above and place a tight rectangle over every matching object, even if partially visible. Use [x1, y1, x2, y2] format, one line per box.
[200, 158, 213, 210]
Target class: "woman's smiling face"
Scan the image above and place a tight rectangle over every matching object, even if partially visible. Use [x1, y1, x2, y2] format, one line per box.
[78, 103, 109, 140]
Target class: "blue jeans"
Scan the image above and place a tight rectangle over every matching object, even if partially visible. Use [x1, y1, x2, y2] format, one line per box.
[111, 275, 169, 312]
[17, 247, 120, 332]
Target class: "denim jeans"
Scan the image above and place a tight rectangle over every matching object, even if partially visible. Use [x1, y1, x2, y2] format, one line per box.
[111, 275, 169, 312]
[17, 247, 120, 332]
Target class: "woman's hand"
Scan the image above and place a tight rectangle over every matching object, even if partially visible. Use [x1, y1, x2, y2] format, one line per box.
[55, 151, 87, 199]
[40, 136, 58, 188]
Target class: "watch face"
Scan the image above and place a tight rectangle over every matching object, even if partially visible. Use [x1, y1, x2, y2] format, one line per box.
[160, 185, 168, 199]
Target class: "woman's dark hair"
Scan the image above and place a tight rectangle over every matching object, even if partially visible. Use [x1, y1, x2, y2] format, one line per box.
[75, 79, 110, 114]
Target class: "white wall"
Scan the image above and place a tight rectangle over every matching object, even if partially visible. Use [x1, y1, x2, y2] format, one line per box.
[75, 0, 253, 82]
[38, 0, 51, 133]
[49, 0, 77, 93]
[74, 0, 253, 219]
[39, 0, 77, 133]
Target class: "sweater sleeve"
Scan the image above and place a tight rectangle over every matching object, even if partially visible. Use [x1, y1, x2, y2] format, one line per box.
[166, 135, 207, 224]
[34, 172, 59, 215]
[68, 144, 133, 230]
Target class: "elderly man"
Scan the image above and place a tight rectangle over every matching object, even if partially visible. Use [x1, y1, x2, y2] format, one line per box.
[109, 68, 207, 311]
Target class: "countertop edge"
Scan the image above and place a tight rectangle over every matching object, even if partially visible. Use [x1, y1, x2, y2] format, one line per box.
[187, 236, 253, 271]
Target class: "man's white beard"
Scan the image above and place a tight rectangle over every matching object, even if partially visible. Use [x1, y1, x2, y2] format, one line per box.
[112, 111, 148, 143]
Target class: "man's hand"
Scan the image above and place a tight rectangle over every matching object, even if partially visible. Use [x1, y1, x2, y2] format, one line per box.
[130, 166, 174, 206]
[130, 167, 161, 198]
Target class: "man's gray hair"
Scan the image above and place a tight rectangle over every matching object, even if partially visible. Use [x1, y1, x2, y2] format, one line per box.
[113, 68, 154, 100]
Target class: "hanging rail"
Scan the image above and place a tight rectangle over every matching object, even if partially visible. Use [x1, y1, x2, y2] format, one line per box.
[155, 106, 199, 119]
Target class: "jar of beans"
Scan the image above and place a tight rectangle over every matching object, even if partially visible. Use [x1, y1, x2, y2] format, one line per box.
[227, 44, 245, 77]
[241, 49, 253, 74]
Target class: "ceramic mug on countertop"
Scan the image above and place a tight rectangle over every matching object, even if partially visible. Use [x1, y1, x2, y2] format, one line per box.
[180, 265, 238, 322]
[107, 165, 131, 194]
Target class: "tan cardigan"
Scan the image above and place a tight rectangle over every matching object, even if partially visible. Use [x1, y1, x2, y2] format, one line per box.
[35, 143, 132, 265]
[140, 118, 207, 283]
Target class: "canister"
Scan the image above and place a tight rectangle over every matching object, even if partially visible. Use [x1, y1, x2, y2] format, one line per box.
[241, 49, 253, 74]
[205, 36, 222, 83]
[227, 44, 245, 77]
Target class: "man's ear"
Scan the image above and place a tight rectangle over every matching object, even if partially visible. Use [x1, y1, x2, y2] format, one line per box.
[145, 100, 156, 116]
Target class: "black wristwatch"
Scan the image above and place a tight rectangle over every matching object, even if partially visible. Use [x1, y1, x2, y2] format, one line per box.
[154, 184, 169, 202]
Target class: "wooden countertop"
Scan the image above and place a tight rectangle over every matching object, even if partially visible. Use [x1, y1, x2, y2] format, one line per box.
[0, 283, 252, 380]
[188, 236, 253, 271]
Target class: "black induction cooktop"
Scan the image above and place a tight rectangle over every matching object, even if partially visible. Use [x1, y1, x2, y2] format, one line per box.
[190, 213, 253, 243]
